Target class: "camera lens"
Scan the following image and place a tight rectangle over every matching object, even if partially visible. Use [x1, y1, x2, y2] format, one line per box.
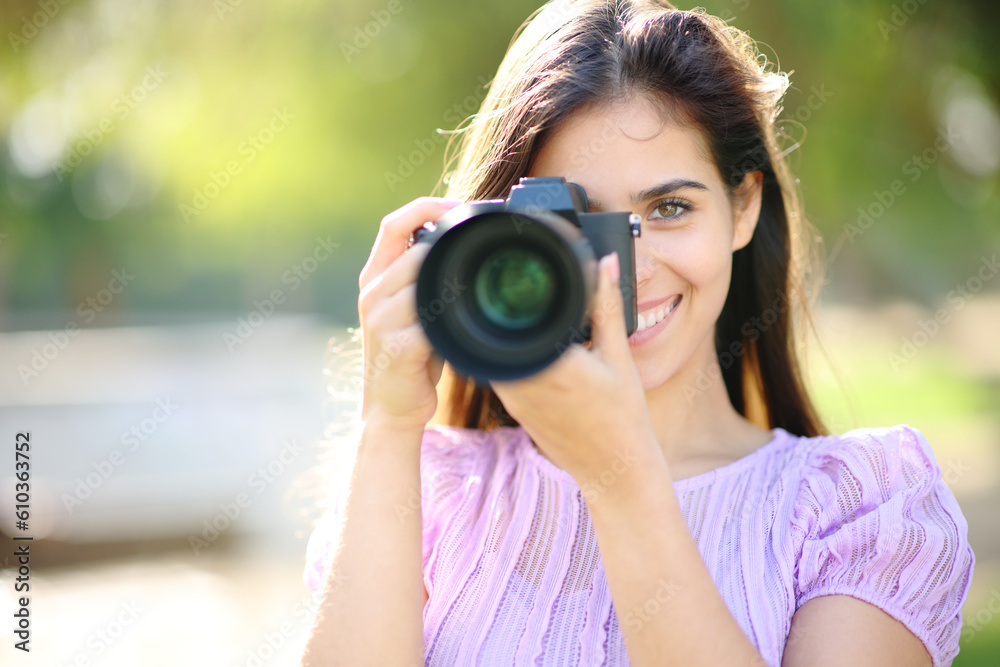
[416, 208, 595, 380]
[475, 247, 555, 330]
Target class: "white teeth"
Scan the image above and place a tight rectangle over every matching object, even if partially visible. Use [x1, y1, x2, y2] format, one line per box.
[634, 296, 681, 334]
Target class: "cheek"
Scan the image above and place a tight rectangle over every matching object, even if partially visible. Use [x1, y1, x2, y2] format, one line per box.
[643, 227, 733, 292]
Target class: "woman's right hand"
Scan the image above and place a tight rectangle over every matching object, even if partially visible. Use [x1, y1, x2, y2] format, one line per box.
[357, 196, 464, 432]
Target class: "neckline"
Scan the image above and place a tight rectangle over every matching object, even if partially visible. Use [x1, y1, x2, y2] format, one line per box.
[517, 426, 789, 490]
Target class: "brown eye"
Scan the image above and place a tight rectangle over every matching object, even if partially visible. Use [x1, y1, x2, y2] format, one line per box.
[656, 202, 681, 218]
[649, 198, 690, 221]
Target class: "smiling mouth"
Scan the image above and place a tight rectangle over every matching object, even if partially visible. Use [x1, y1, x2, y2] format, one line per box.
[633, 294, 681, 333]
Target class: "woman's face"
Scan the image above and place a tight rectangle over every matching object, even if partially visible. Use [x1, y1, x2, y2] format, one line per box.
[527, 95, 762, 391]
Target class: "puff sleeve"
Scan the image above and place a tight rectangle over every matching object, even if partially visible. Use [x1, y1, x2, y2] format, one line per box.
[303, 426, 483, 596]
[791, 424, 975, 667]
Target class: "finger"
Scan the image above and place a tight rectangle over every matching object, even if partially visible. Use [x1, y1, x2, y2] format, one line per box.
[361, 283, 420, 332]
[362, 320, 433, 383]
[396, 321, 434, 368]
[427, 353, 445, 387]
[359, 197, 463, 291]
[590, 252, 629, 360]
[358, 243, 429, 316]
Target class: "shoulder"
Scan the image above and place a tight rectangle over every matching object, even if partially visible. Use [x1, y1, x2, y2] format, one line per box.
[791, 423, 953, 531]
[794, 422, 937, 472]
[789, 424, 975, 664]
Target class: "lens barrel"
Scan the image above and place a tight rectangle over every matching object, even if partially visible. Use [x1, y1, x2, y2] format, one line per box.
[415, 205, 596, 381]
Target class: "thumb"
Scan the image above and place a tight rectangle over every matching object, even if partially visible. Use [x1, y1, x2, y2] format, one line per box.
[590, 252, 629, 358]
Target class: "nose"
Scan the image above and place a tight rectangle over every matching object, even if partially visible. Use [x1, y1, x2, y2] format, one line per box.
[631, 231, 657, 288]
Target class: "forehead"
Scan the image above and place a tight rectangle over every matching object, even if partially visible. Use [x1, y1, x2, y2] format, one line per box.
[528, 96, 718, 197]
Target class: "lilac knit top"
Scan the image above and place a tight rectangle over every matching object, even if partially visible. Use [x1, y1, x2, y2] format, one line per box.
[304, 423, 974, 666]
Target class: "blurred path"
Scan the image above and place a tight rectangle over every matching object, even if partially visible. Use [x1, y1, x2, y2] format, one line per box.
[0, 302, 997, 664]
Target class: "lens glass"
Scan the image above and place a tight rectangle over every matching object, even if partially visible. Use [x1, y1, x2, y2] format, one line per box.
[474, 246, 556, 330]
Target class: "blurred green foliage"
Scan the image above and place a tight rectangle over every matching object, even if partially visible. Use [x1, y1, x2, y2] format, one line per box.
[2, 3, 999, 661]
[954, 613, 1000, 667]
[1, 0, 998, 328]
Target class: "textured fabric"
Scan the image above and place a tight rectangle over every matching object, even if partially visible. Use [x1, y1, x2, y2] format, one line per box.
[304, 423, 975, 666]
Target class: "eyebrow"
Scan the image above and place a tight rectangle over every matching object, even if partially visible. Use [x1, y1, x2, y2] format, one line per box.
[586, 178, 709, 211]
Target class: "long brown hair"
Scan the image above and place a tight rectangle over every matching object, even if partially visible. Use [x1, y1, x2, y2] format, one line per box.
[430, 0, 828, 437]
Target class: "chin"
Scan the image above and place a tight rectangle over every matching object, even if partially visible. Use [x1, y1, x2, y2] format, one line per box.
[634, 357, 677, 393]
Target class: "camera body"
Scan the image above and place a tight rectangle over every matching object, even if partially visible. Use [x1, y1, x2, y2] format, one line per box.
[413, 176, 640, 382]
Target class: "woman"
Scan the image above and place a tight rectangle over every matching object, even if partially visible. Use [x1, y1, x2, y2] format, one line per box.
[301, 1, 975, 665]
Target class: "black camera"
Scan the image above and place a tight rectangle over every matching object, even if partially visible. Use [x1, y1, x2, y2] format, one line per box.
[412, 177, 640, 382]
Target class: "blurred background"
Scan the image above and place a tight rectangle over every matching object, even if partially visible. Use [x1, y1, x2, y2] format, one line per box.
[0, 0, 998, 664]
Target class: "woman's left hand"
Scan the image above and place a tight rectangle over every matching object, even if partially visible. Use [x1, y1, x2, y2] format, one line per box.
[490, 252, 663, 487]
